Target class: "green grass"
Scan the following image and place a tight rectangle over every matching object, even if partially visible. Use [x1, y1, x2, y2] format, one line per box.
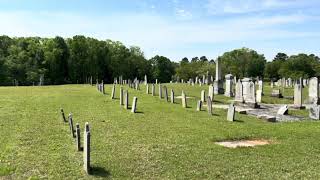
[0, 84, 319, 179]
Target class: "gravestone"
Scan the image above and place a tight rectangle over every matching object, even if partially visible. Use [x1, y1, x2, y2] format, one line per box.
[197, 100, 202, 111]
[156, 79, 158, 84]
[208, 85, 214, 101]
[309, 77, 319, 104]
[309, 105, 320, 120]
[111, 84, 115, 99]
[182, 91, 187, 108]
[256, 90, 262, 103]
[245, 81, 258, 108]
[60, 108, 67, 122]
[207, 97, 212, 115]
[258, 80, 264, 95]
[75, 123, 82, 151]
[234, 80, 244, 103]
[171, 89, 175, 103]
[294, 83, 303, 108]
[83, 122, 90, 174]
[68, 113, 75, 138]
[102, 81, 105, 94]
[120, 87, 124, 105]
[124, 91, 129, 109]
[242, 78, 251, 101]
[146, 84, 149, 94]
[227, 104, 235, 122]
[152, 84, 155, 96]
[131, 97, 138, 113]
[164, 86, 168, 102]
[214, 59, 224, 94]
[201, 90, 206, 102]
[159, 84, 162, 99]
[277, 105, 288, 115]
[271, 89, 282, 98]
[224, 74, 234, 97]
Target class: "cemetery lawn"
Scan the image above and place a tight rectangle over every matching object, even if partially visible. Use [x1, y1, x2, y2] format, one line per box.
[1, 84, 319, 179]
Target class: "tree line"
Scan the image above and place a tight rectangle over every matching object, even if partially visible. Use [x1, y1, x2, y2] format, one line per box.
[0, 35, 319, 85]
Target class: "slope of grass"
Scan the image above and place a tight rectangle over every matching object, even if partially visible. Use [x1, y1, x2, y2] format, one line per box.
[0, 84, 319, 179]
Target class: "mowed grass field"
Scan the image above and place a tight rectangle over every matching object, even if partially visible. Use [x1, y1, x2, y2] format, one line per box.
[0, 83, 319, 179]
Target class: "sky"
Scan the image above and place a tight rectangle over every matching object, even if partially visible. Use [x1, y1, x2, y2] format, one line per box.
[0, 0, 319, 61]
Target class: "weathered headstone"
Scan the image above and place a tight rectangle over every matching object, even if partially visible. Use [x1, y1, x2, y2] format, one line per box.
[309, 77, 319, 104]
[68, 113, 75, 138]
[75, 123, 82, 151]
[60, 108, 67, 122]
[124, 90, 129, 109]
[294, 83, 303, 108]
[171, 89, 175, 103]
[164, 86, 168, 102]
[144, 75, 147, 85]
[146, 84, 149, 94]
[271, 89, 282, 98]
[207, 97, 212, 115]
[120, 87, 124, 105]
[201, 90, 206, 102]
[234, 80, 244, 103]
[309, 105, 320, 120]
[131, 97, 138, 113]
[83, 122, 90, 174]
[224, 74, 234, 97]
[197, 100, 202, 111]
[245, 81, 258, 108]
[159, 84, 162, 99]
[182, 91, 187, 108]
[277, 105, 288, 115]
[227, 104, 235, 122]
[214, 59, 224, 94]
[258, 80, 264, 95]
[256, 90, 262, 103]
[208, 85, 214, 101]
[152, 84, 155, 96]
[111, 84, 115, 99]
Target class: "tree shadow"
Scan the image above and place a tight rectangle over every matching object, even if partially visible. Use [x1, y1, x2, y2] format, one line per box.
[233, 119, 244, 123]
[134, 111, 144, 114]
[90, 166, 111, 178]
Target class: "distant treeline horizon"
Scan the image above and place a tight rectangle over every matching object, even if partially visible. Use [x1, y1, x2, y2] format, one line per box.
[0, 35, 319, 85]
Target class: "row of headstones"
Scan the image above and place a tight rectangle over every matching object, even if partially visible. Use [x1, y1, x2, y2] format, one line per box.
[60, 108, 91, 174]
[111, 85, 138, 113]
[274, 78, 309, 88]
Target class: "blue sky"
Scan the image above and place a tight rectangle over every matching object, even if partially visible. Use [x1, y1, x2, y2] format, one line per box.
[0, 0, 319, 61]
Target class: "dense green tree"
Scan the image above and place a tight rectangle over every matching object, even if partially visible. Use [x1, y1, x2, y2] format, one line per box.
[150, 55, 175, 83]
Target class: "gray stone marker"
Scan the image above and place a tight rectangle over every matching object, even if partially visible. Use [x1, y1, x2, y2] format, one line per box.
[83, 122, 91, 174]
[309, 105, 320, 120]
[152, 84, 155, 96]
[124, 90, 129, 109]
[197, 100, 202, 111]
[131, 97, 138, 113]
[171, 89, 175, 103]
[309, 77, 319, 104]
[235, 80, 244, 103]
[159, 84, 162, 99]
[68, 113, 75, 138]
[294, 83, 303, 108]
[182, 91, 187, 108]
[201, 90, 206, 102]
[120, 87, 124, 105]
[146, 84, 149, 94]
[225, 74, 234, 97]
[245, 81, 258, 108]
[75, 123, 82, 151]
[60, 108, 67, 122]
[208, 85, 214, 101]
[214, 59, 224, 94]
[111, 84, 115, 99]
[256, 90, 262, 103]
[277, 105, 288, 115]
[164, 86, 168, 102]
[227, 104, 235, 122]
[271, 89, 282, 98]
[258, 80, 264, 95]
[207, 97, 212, 115]
[144, 75, 148, 85]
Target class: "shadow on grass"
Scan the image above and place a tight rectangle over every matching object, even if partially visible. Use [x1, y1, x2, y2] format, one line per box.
[134, 111, 144, 114]
[234, 119, 244, 123]
[90, 166, 111, 178]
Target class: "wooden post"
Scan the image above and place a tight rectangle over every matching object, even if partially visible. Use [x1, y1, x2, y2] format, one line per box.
[83, 122, 90, 174]
[60, 108, 67, 122]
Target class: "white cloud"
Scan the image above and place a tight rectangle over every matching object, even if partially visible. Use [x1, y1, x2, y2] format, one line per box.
[0, 10, 319, 61]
